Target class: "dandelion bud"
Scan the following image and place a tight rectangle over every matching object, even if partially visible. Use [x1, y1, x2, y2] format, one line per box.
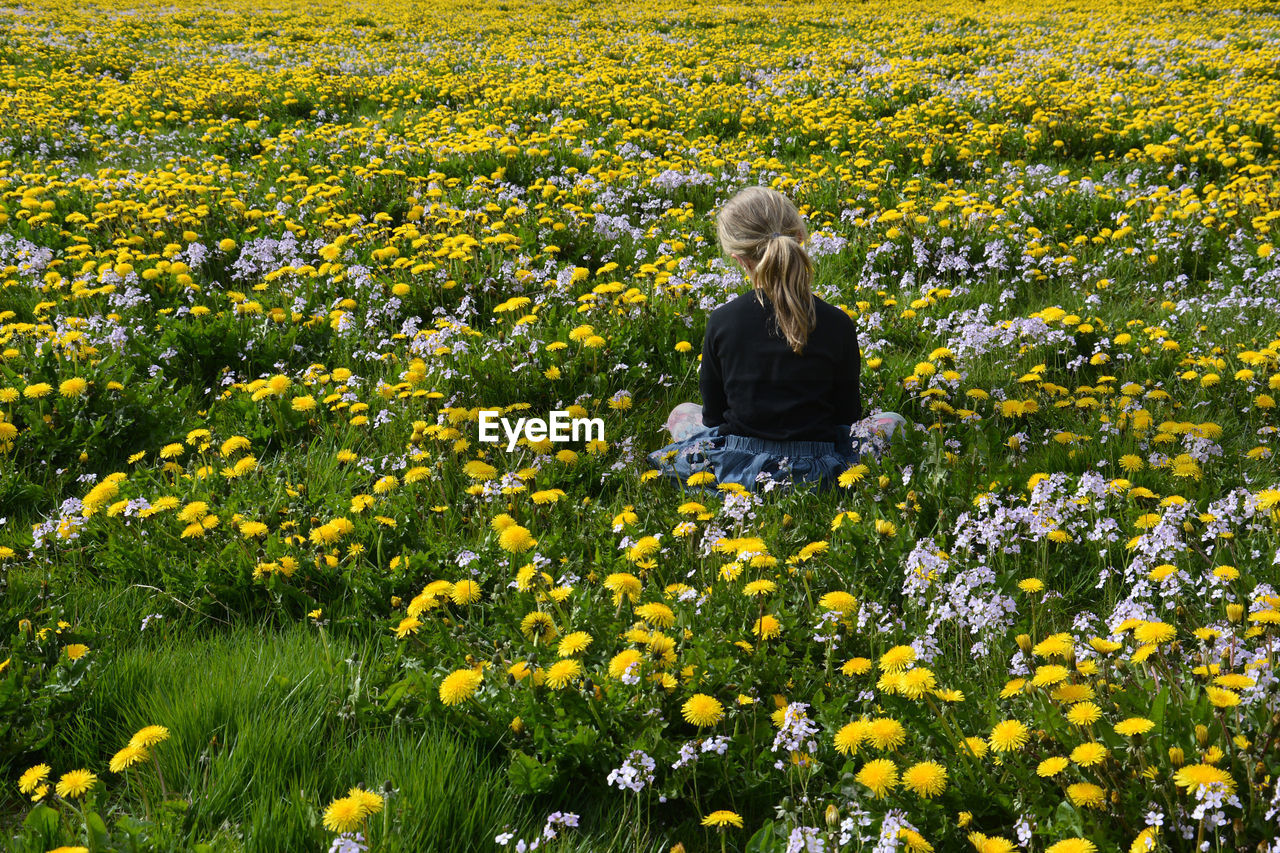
[1016, 634, 1033, 654]
[825, 804, 840, 828]
[510, 716, 524, 734]
[18, 619, 33, 641]
[1168, 746, 1185, 766]
[670, 845, 686, 853]
[1227, 603, 1244, 622]
[1195, 724, 1209, 746]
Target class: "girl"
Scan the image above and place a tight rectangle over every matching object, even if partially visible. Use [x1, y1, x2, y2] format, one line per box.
[647, 185, 906, 491]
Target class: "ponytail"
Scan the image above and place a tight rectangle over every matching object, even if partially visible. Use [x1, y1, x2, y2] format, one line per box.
[715, 186, 816, 354]
[755, 234, 815, 354]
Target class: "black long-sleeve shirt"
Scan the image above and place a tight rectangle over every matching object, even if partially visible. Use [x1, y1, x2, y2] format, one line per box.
[699, 291, 862, 444]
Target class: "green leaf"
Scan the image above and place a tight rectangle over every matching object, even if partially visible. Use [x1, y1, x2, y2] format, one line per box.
[22, 803, 60, 839]
[745, 819, 783, 853]
[381, 678, 410, 711]
[86, 810, 111, 846]
[507, 749, 556, 795]
[1046, 798, 1085, 836]
[116, 815, 151, 836]
[1149, 685, 1169, 731]
[564, 724, 598, 754]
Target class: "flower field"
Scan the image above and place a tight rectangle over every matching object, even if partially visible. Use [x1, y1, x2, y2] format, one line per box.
[2, 0, 1280, 849]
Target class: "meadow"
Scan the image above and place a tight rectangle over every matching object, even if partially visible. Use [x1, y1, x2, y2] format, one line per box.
[1, 0, 1279, 850]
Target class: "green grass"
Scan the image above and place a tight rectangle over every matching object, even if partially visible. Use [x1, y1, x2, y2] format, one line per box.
[2, 616, 550, 851]
[2, 568, 674, 850]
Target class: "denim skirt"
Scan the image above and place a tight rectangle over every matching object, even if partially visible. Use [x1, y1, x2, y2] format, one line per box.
[645, 426, 866, 492]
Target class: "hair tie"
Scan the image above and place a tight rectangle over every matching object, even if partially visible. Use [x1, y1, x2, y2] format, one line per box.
[770, 232, 783, 239]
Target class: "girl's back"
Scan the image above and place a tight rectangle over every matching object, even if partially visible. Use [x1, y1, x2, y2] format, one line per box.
[700, 291, 861, 443]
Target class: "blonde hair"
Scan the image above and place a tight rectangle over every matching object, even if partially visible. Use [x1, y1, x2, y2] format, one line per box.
[715, 186, 816, 354]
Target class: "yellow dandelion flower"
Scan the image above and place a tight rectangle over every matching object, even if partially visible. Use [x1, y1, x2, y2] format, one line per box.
[1037, 756, 1069, 778]
[962, 736, 989, 759]
[752, 614, 782, 640]
[897, 668, 937, 700]
[866, 717, 907, 751]
[968, 833, 1017, 853]
[609, 649, 642, 680]
[702, 810, 743, 828]
[898, 828, 933, 852]
[834, 720, 870, 755]
[818, 591, 858, 614]
[438, 668, 483, 705]
[347, 786, 384, 816]
[520, 611, 557, 642]
[129, 725, 169, 749]
[855, 758, 898, 798]
[557, 631, 593, 657]
[878, 645, 915, 673]
[1032, 633, 1074, 658]
[1213, 673, 1255, 690]
[450, 580, 482, 605]
[1133, 621, 1176, 644]
[498, 524, 536, 553]
[603, 572, 642, 604]
[1066, 782, 1107, 809]
[58, 377, 89, 398]
[682, 694, 725, 727]
[54, 769, 96, 799]
[1000, 678, 1027, 699]
[323, 795, 365, 833]
[394, 616, 421, 639]
[901, 761, 947, 798]
[838, 464, 870, 487]
[1172, 763, 1235, 794]
[109, 743, 150, 773]
[1066, 701, 1102, 726]
[1114, 717, 1155, 737]
[1046, 840, 1097, 853]
[544, 658, 582, 690]
[463, 460, 498, 480]
[1130, 827, 1158, 853]
[841, 657, 872, 676]
[1070, 742, 1108, 767]
[18, 764, 50, 794]
[636, 602, 676, 628]
[988, 719, 1030, 753]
